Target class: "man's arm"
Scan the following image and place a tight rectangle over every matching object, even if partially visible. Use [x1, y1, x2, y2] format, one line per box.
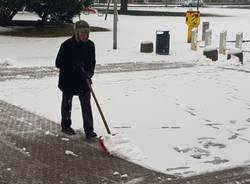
[88, 42, 96, 78]
[55, 44, 64, 69]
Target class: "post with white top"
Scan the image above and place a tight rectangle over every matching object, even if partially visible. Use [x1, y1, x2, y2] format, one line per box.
[202, 22, 209, 41]
[219, 30, 227, 55]
[235, 32, 243, 50]
[205, 29, 212, 47]
[113, 0, 118, 49]
[191, 28, 198, 51]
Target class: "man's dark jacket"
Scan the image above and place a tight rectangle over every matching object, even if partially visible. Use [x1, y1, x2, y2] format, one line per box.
[56, 35, 96, 95]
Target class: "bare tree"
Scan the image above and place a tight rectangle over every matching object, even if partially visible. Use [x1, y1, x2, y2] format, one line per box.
[0, 0, 26, 26]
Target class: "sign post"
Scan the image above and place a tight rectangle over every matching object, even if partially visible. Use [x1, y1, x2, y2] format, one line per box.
[186, 10, 200, 43]
[113, 0, 118, 49]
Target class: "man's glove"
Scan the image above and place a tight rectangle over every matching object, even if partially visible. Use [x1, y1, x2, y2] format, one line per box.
[72, 62, 83, 70]
[76, 63, 92, 84]
[86, 78, 92, 86]
[81, 70, 92, 84]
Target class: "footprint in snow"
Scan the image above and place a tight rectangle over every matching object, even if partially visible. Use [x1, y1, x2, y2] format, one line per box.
[228, 133, 239, 140]
[173, 147, 192, 153]
[161, 126, 181, 129]
[166, 166, 190, 172]
[204, 157, 229, 165]
[197, 137, 215, 143]
[229, 120, 237, 124]
[185, 110, 196, 116]
[113, 126, 132, 129]
[204, 123, 221, 129]
[203, 141, 226, 149]
[186, 106, 195, 111]
[203, 119, 212, 122]
[225, 92, 233, 95]
[237, 127, 248, 132]
[183, 171, 195, 175]
[231, 96, 238, 100]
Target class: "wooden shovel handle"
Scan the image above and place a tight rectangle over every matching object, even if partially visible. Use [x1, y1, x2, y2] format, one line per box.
[86, 79, 111, 134]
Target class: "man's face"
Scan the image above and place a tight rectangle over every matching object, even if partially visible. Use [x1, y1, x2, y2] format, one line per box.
[78, 32, 89, 42]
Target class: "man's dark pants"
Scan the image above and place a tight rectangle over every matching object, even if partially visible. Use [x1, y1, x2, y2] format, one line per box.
[61, 92, 94, 134]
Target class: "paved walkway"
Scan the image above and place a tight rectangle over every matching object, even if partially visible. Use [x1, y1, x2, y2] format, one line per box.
[1, 62, 250, 183]
[0, 61, 193, 81]
[0, 99, 175, 184]
[2, 99, 250, 184]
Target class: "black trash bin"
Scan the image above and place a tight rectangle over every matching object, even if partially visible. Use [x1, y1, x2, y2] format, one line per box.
[156, 31, 170, 55]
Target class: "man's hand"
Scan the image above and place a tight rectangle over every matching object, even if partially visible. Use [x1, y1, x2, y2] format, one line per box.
[77, 65, 92, 84]
[77, 64, 92, 84]
[84, 72, 92, 84]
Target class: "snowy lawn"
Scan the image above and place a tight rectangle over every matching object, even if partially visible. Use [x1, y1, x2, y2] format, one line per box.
[1, 7, 250, 177]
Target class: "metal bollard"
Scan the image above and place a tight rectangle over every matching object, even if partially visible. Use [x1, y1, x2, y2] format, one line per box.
[219, 30, 227, 55]
[191, 28, 198, 51]
[235, 32, 243, 50]
[202, 22, 210, 41]
[205, 29, 212, 47]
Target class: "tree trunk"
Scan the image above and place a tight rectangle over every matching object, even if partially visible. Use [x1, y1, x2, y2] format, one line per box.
[0, 1, 25, 26]
[120, 0, 128, 13]
[9, 2, 24, 21]
[41, 12, 48, 24]
[0, 9, 13, 26]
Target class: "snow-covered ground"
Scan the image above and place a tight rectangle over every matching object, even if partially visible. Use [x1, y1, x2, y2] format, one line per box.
[1, 7, 250, 177]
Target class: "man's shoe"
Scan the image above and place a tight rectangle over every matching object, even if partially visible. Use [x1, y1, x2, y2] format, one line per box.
[62, 127, 75, 135]
[86, 132, 97, 139]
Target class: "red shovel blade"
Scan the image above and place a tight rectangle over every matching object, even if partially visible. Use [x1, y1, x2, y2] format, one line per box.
[98, 136, 111, 155]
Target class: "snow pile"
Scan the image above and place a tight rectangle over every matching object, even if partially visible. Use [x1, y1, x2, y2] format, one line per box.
[44, 130, 57, 136]
[216, 55, 243, 67]
[204, 46, 218, 52]
[61, 138, 70, 142]
[228, 48, 242, 55]
[0, 57, 16, 67]
[0, 26, 13, 33]
[100, 133, 147, 162]
[65, 150, 78, 157]
[17, 147, 30, 156]
[226, 56, 242, 66]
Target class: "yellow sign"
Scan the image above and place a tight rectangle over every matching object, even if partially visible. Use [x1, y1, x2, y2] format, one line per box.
[186, 10, 200, 43]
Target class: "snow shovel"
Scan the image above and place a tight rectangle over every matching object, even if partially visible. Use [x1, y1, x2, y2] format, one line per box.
[86, 79, 137, 156]
[86, 78, 111, 135]
[86, 78, 114, 154]
[79, 66, 111, 135]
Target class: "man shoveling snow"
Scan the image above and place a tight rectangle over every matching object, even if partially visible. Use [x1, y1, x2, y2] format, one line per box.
[55, 20, 97, 140]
